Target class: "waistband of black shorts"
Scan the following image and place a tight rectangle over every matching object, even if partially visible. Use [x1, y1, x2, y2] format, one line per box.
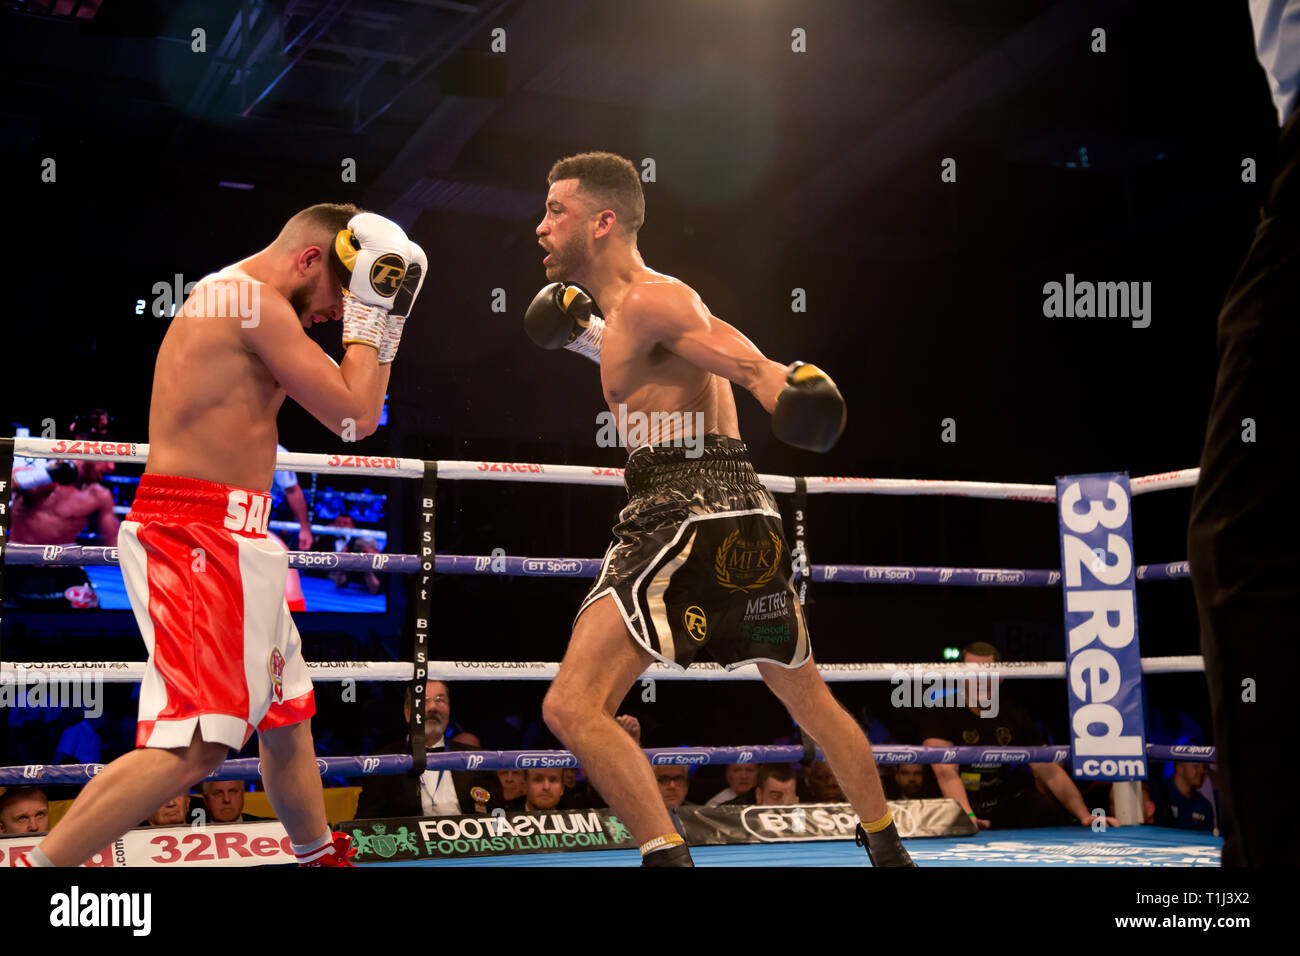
[624, 435, 763, 497]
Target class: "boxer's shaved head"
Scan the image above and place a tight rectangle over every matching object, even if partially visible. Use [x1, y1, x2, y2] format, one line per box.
[274, 202, 363, 252]
[271, 202, 361, 322]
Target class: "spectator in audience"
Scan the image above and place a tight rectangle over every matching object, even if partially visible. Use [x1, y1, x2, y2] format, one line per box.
[266, 444, 309, 611]
[750, 763, 799, 805]
[355, 680, 502, 818]
[497, 769, 527, 802]
[328, 514, 383, 595]
[147, 789, 191, 827]
[922, 642, 1119, 830]
[507, 768, 569, 812]
[272, 444, 314, 551]
[706, 762, 758, 806]
[1150, 762, 1216, 831]
[887, 763, 927, 800]
[806, 760, 845, 803]
[0, 786, 49, 833]
[52, 714, 106, 765]
[198, 780, 272, 824]
[654, 765, 694, 809]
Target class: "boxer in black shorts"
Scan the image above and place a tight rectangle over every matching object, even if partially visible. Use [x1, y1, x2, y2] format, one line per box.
[577, 436, 810, 671]
[526, 152, 914, 867]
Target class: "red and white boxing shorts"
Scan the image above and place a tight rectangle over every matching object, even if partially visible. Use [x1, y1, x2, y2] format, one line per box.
[118, 473, 315, 750]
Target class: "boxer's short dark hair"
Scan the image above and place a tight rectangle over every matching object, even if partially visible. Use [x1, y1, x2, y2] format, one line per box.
[756, 763, 795, 787]
[962, 641, 1002, 662]
[293, 202, 360, 233]
[548, 152, 645, 234]
[525, 767, 564, 784]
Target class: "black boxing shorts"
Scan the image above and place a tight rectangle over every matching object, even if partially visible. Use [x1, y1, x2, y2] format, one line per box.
[576, 435, 811, 670]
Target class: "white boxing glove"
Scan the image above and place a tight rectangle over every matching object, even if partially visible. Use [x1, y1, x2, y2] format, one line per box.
[332, 212, 412, 351]
[379, 240, 425, 364]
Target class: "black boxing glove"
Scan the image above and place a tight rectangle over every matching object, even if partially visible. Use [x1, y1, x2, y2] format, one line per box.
[771, 362, 847, 452]
[524, 282, 604, 363]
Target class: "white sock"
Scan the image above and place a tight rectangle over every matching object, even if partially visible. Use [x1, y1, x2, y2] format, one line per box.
[291, 830, 333, 861]
[22, 846, 54, 867]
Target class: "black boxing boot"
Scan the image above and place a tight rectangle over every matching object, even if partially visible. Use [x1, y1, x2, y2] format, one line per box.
[641, 843, 695, 867]
[856, 822, 917, 867]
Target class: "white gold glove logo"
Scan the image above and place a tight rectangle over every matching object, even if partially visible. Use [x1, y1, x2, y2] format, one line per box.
[369, 255, 406, 297]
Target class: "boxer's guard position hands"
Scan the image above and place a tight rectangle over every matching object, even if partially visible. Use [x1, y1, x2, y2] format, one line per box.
[527, 152, 913, 866]
[18, 205, 426, 868]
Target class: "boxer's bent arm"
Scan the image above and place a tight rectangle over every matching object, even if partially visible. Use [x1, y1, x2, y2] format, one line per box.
[922, 736, 974, 808]
[242, 294, 387, 438]
[285, 483, 311, 529]
[626, 284, 788, 413]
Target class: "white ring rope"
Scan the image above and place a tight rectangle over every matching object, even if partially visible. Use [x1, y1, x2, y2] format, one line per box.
[12, 437, 1199, 501]
[0, 655, 1204, 683]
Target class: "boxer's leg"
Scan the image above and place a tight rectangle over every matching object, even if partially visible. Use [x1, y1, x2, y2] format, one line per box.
[258, 720, 328, 845]
[36, 729, 227, 866]
[758, 654, 890, 823]
[542, 594, 673, 844]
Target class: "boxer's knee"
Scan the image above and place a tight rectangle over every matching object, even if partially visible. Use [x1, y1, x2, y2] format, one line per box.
[541, 686, 574, 740]
[542, 683, 597, 741]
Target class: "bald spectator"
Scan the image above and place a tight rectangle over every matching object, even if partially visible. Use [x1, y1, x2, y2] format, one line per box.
[147, 789, 191, 827]
[706, 762, 758, 807]
[0, 787, 49, 833]
[198, 780, 272, 824]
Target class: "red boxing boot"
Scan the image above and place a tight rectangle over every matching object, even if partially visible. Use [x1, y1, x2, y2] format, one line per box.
[296, 832, 357, 867]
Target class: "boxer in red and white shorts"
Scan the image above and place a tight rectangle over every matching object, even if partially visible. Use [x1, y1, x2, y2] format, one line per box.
[19, 204, 425, 869]
[120, 474, 315, 750]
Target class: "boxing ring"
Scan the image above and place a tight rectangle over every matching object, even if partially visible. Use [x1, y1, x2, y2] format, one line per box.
[0, 436, 1219, 866]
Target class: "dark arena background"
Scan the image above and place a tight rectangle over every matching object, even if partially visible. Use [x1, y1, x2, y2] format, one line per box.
[0, 0, 1289, 921]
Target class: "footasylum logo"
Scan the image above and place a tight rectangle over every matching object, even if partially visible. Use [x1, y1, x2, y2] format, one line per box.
[49, 886, 151, 936]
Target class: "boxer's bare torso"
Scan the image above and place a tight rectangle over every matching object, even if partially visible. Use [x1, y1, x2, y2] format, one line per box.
[594, 268, 754, 448]
[144, 270, 290, 492]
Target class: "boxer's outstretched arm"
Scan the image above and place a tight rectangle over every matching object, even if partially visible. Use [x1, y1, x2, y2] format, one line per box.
[625, 283, 788, 413]
[242, 290, 390, 438]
